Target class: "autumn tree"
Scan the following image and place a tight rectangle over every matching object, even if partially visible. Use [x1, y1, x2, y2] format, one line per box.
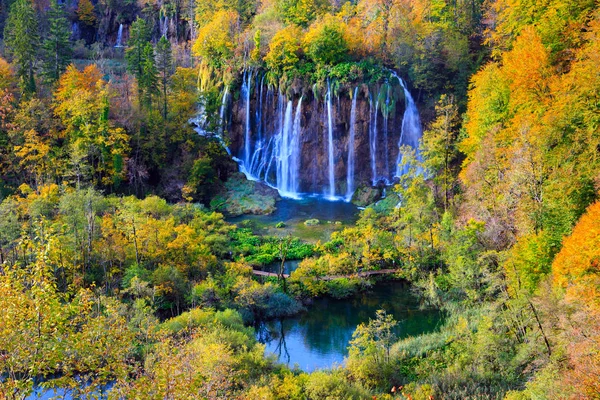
[192, 10, 239, 69]
[77, 0, 96, 26]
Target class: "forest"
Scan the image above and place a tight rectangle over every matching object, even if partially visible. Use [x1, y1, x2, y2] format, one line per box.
[0, 0, 599, 398]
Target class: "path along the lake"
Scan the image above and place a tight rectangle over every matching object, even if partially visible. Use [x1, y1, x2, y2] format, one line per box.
[252, 268, 400, 280]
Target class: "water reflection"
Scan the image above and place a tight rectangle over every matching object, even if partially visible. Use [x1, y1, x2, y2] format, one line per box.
[256, 282, 443, 371]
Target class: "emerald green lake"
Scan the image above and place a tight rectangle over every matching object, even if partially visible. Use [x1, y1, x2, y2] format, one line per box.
[255, 282, 443, 372]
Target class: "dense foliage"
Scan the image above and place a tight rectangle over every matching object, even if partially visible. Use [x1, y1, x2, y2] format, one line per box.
[1, 0, 600, 398]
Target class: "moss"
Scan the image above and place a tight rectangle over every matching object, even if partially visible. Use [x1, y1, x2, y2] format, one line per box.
[351, 185, 382, 207]
[212, 173, 280, 216]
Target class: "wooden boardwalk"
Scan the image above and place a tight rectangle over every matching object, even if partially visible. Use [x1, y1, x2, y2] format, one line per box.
[252, 268, 400, 280]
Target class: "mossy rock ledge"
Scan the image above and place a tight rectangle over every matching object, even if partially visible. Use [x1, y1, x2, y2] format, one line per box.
[210, 173, 281, 216]
[351, 184, 383, 207]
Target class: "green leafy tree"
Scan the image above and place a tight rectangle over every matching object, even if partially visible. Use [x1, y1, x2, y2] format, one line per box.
[421, 94, 460, 211]
[276, 0, 330, 28]
[41, 0, 72, 84]
[155, 36, 173, 119]
[347, 309, 398, 387]
[3, 0, 39, 95]
[302, 16, 348, 66]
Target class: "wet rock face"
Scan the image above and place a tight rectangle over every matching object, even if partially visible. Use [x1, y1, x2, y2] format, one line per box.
[227, 81, 408, 196]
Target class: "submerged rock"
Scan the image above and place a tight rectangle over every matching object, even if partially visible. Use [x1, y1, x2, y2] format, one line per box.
[210, 173, 280, 216]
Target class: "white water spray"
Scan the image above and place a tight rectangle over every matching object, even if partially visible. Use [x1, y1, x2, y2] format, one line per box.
[345, 87, 358, 201]
[392, 71, 422, 177]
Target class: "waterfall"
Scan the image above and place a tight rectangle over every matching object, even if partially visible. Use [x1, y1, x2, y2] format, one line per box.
[242, 70, 253, 168]
[275, 98, 302, 198]
[277, 100, 294, 195]
[370, 91, 380, 185]
[115, 24, 123, 47]
[161, 16, 169, 38]
[391, 71, 423, 177]
[71, 22, 80, 41]
[326, 82, 335, 199]
[345, 87, 358, 202]
[190, 86, 232, 154]
[383, 83, 391, 179]
[290, 97, 303, 195]
[219, 87, 231, 154]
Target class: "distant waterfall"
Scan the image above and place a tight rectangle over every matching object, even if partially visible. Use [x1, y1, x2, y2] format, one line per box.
[326, 82, 335, 199]
[242, 70, 253, 167]
[392, 71, 422, 176]
[161, 16, 169, 37]
[115, 24, 123, 47]
[345, 87, 358, 201]
[190, 86, 231, 154]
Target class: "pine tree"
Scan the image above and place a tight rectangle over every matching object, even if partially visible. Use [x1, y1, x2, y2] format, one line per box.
[139, 43, 158, 109]
[41, 0, 72, 84]
[126, 17, 151, 81]
[3, 0, 39, 95]
[155, 36, 173, 119]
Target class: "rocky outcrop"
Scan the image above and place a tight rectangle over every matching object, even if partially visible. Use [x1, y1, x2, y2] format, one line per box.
[210, 173, 281, 216]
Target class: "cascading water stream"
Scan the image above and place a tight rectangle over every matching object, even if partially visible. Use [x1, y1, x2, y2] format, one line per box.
[326, 82, 335, 199]
[383, 83, 391, 179]
[115, 24, 123, 47]
[345, 88, 358, 202]
[391, 71, 423, 177]
[370, 90, 380, 185]
[242, 70, 253, 169]
[277, 100, 294, 195]
[219, 86, 231, 155]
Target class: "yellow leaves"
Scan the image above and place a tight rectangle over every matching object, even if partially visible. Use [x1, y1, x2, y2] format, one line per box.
[193, 10, 239, 67]
[264, 25, 303, 75]
[77, 0, 96, 26]
[552, 200, 600, 307]
[502, 27, 550, 111]
[0, 56, 16, 91]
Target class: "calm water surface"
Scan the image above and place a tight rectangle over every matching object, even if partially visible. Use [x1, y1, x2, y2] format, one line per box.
[227, 196, 360, 242]
[256, 282, 443, 372]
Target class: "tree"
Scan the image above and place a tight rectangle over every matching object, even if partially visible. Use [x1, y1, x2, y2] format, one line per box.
[41, 0, 72, 84]
[155, 36, 173, 119]
[3, 0, 39, 95]
[139, 43, 159, 109]
[264, 25, 303, 79]
[192, 10, 239, 68]
[347, 309, 398, 387]
[421, 94, 460, 211]
[77, 0, 96, 26]
[303, 15, 348, 66]
[126, 17, 151, 82]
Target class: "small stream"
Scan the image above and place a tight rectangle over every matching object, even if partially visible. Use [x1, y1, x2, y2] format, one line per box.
[255, 281, 443, 372]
